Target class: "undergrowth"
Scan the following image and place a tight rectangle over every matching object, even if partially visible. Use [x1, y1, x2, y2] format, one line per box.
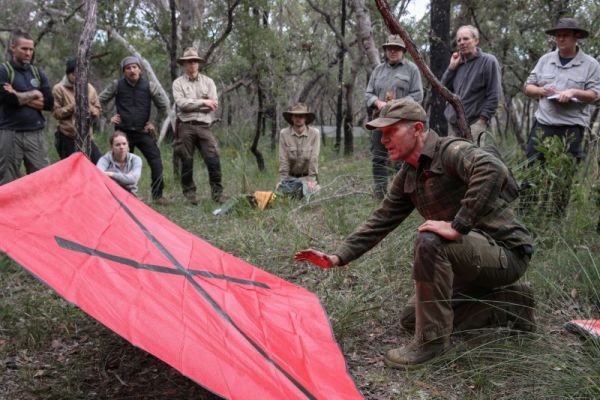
[1, 126, 599, 399]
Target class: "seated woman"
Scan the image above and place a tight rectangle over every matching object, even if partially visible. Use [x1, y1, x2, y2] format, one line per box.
[96, 131, 142, 196]
[278, 103, 321, 197]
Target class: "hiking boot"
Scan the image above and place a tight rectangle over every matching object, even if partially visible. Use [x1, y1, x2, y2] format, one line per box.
[384, 337, 449, 370]
[503, 282, 536, 332]
[153, 197, 171, 206]
[185, 193, 198, 205]
[213, 193, 229, 204]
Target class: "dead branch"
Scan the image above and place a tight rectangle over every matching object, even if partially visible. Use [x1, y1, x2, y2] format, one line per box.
[374, 0, 471, 140]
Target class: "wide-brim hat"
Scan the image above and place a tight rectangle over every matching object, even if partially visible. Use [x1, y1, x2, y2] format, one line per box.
[545, 18, 589, 38]
[366, 97, 427, 130]
[177, 47, 205, 64]
[283, 103, 315, 125]
[382, 34, 406, 50]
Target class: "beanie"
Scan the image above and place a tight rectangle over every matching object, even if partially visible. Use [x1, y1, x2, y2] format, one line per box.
[66, 58, 76, 74]
[121, 56, 141, 71]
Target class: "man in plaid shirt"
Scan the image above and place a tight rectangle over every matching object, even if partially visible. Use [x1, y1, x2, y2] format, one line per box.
[295, 98, 535, 369]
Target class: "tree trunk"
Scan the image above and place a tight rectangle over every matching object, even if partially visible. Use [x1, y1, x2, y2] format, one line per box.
[168, 0, 178, 82]
[74, 0, 97, 159]
[251, 84, 266, 171]
[334, 0, 347, 153]
[429, 0, 451, 136]
[349, 0, 380, 72]
[343, 63, 357, 156]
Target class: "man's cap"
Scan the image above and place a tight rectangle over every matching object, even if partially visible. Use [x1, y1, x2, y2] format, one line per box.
[382, 34, 406, 50]
[177, 47, 204, 64]
[365, 98, 427, 130]
[545, 18, 589, 38]
[65, 58, 76, 74]
[283, 103, 315, 125]
[121, 56, 141, 71]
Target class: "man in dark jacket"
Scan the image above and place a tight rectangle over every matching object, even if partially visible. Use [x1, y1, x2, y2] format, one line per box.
[0, 30, 53, 185]
[442, 25, 502, 139]
[295, 98, 535, 369]
[99, 56, 170, 204]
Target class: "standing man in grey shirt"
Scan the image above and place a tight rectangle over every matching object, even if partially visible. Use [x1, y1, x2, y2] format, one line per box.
[365, 34, 423, 199]
[442, 25, 502, 140]
[523, 18, 600, 218]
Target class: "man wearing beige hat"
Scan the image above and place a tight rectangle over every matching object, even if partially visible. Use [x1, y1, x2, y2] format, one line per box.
[172, 47, 226, 205]
[295, 98, 535, 369]
[365, 34, 423, 199]
[523, 18, 600, 218]
[442, 25, 502, 139]
[99, 55, 169, 204]
[277, 103, 321, 196]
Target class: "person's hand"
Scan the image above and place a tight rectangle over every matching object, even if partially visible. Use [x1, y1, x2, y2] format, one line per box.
[203, 99, 219, 111]
[104, 171, 114, 177]
[294, 249, 340, 269]
[539, 84, 557, 97]
[144, 121, 156, 133]
[3, 83, 16, 94]
[306, 179, 320, 193]
[448, 52, 461, 70]
[110, 114, 121, 125]
[417, 220, 462, 241]
[374, 99, 387, 111]
[556, 88, 577, 103]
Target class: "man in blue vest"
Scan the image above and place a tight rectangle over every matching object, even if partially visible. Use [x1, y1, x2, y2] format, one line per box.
[99, 56, 169, 204]
[0, 30, 54, 185]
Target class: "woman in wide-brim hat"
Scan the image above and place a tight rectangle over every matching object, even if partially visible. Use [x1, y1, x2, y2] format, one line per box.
[282, 103, 316, 125]
[278, 103, 321, 197]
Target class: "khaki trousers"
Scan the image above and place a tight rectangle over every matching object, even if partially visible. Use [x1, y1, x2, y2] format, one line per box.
[0, 129, 49, 185]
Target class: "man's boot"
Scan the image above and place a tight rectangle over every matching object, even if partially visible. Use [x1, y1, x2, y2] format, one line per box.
[384, 336, 449, 369]
[205, 156, 226, 204]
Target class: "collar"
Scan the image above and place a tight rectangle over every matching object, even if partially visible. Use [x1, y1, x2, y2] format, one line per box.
[185, 73, 201, 82]
[386, 59, 405, 68]
[61, 75, 73, 88]
[417, 130, 438, 164]
[551, 46, 585, 67]
[124, 76, 141, 87]
[291, 125, 308, 137]
[463, 48, 482, 63]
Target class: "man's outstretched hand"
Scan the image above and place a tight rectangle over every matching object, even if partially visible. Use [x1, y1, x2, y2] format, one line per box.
[294, 249, 340, 269]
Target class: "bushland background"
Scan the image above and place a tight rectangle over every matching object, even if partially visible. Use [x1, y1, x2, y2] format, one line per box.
[1, 0, 599, 399]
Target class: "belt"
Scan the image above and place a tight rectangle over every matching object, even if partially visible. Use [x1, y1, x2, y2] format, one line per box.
[181, 120, 210, 127]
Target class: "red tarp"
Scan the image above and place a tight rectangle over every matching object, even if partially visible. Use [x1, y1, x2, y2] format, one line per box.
[565, 320, 600, 339]
[0, 154, 362, 400]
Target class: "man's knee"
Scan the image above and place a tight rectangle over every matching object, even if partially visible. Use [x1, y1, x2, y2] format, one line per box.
[412, 232, 444, 282]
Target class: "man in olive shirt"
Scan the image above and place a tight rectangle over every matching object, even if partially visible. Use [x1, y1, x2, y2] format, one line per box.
[295, 98, 534, 369]
[172, 48, 226, 205]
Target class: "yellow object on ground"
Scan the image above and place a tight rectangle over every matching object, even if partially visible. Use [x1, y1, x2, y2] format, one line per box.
[254, 191, 276, 210]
